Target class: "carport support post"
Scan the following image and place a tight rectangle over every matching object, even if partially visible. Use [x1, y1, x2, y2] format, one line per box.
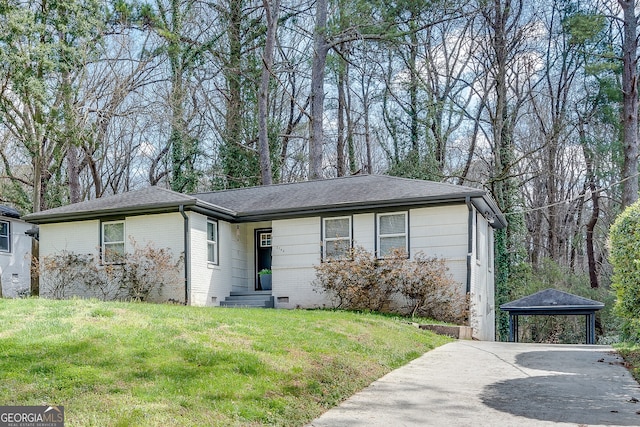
[508, 314, 518, 342]
[586, 312, 596, 345]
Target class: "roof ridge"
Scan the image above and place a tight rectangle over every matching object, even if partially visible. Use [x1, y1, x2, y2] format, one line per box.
[151, 185, 197, 200]
[191, 174, 374, 196]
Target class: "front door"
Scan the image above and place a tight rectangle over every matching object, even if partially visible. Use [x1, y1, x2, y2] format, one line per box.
[255, 229, 272, 290]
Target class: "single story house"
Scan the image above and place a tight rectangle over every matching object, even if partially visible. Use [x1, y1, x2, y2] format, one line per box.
[23, 175, 506, 340]
[0, 205, 33, 297]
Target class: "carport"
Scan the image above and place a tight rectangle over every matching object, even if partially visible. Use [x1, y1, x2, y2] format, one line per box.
[500, 288, 604, 344]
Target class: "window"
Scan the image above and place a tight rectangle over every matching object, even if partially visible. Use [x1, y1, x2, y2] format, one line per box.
[260, 232, 272, 248]
[323, 216, 352, 260]
[207, 220, 218, 264]
[377, 212, 408, 257]
[102, 221, 125, 263]
[0, 220, 9, 253]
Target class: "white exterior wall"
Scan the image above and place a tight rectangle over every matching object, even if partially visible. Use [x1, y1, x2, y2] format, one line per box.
[353, 213, 375, 252]
[410, 205, 495, 340]
[39, 219, 103, 298]
[0, 218, 33, 297]
[39, 220, 100, 257]
[271, 217, 328, 308]
[470, 212, 496, 341]
[189, 212, 235, 306]
[39, 214, 186, 303]
[126, 213, 185, 302]
[410, 205, 469, 290]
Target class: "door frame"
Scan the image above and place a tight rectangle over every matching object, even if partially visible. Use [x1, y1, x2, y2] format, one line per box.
[254, 228, 273, 291]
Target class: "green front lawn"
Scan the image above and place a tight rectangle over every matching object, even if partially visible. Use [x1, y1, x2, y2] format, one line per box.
[0, 299, 450, 426]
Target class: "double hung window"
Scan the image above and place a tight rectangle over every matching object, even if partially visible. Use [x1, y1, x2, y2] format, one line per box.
[207, 220, 218, 264]
[377, 212, 408, 257]
[0, 221, 9, 252]
[102, 221, 125, 263]
[323, 216, 352, 260]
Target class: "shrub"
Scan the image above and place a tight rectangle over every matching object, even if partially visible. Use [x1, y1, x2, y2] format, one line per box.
[40, 251, 105, 299]
[313, 247, 463, 323]
[313, 247, 396, 311]
[40, 240, 183, 303]
[391, 250, 466, 324]
[610, 201, 640, 342]
[118, 240, 183, 301]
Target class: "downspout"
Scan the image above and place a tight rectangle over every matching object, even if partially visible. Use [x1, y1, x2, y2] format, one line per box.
[179, 205, 190, 305]
[466, 197, 473, 295]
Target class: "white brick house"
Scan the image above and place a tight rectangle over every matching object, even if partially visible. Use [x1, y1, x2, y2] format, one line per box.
[23, 175, 506, 340]
[0, 205, 33, 297]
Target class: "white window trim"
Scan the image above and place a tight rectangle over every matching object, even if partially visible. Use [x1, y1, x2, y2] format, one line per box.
[377, 212, 408, 258]
[207, 219, 219, 265]
[322, 216, 352, 261]
[102, 220, 125, 264]
[260, 232, 272, 248]
[0, 220, 10, 253]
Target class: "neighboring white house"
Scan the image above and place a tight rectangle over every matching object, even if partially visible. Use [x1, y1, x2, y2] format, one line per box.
[0, 205, 33, 297]
[23, 175, 506, 340]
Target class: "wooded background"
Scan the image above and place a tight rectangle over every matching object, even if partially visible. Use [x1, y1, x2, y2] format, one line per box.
[1, 0, 637, 339]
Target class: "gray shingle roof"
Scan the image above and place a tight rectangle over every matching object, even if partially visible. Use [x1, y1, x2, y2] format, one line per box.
[23, 187, 200, 223]
[0, 205, 20, 219]
[22, 175, 506, 226]
[193, 175, 483, 214]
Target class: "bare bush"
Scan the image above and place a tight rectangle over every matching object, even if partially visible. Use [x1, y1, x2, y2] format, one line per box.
[117, 239, 183, 301]
[313, 247, 396, 311]
[39, 240, 183, 302]
[391, 250, 467, 324]
[314, 246, 465, 323]
[40, 251, 104, 299]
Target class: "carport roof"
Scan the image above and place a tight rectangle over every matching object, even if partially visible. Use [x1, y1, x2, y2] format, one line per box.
[500, 288, 604, 315]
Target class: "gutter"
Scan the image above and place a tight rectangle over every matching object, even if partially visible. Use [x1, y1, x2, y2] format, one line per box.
[466, 197, 473, 295]
[179, 205, 190, 305]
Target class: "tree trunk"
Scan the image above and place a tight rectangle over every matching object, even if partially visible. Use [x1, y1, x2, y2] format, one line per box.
[619, 0, 639, 208]
[336, 57, 346, 177]
[258, 0, 280, 185]
[309, 0, 328, 180]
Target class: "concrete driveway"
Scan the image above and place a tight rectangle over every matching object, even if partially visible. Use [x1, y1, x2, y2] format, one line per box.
[308, 341, 640, 426]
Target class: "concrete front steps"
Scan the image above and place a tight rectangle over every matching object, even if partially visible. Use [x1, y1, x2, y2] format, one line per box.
[219, 291, 274, 308]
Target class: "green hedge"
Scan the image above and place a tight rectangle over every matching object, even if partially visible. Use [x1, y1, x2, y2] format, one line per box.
[610, 201, 640, 342]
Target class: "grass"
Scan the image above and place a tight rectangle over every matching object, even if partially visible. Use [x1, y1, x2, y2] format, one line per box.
[0, 298, 451, 426]
[615, 343, 640, 383]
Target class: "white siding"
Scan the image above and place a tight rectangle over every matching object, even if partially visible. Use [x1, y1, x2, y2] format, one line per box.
[39, 214, 185, 303]
[470, 211, 496, 341]
[353, 213, 375, 252]
[0, 218, 33, 297]
[410, 205, 469, 290]
[271, 217, 329, 308]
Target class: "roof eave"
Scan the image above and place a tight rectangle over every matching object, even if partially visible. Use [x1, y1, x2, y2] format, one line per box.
[23, 200, 199, 224]
[471, 196, 508, 229]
